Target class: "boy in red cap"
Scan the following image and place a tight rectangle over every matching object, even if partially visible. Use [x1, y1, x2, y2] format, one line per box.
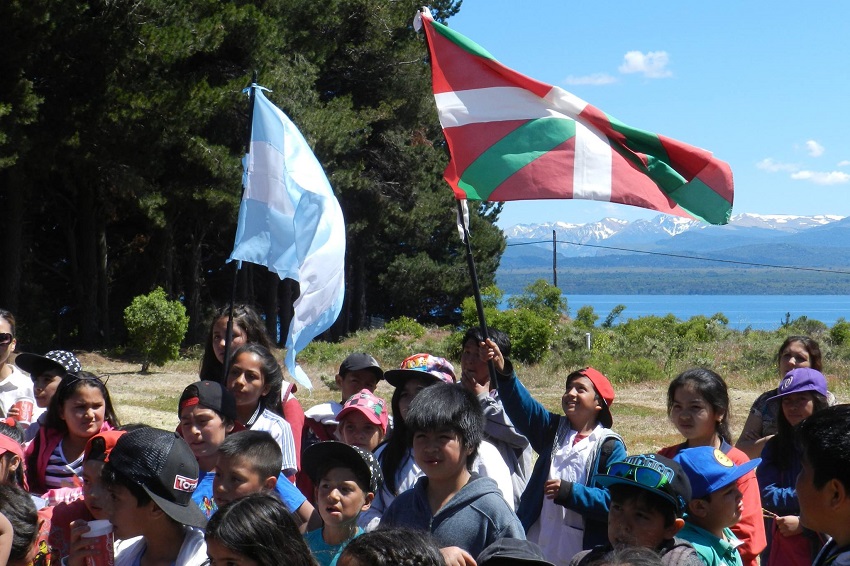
[483, 338, 626, 564]
[336, 389, 388, 453]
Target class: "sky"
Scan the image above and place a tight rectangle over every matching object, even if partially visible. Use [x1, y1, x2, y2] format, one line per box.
[445, 1, 850, 229]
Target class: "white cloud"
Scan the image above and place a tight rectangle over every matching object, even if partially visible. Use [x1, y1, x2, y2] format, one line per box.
[563, 73, 617, 86]
[838, 160, 850, 167]
[790, 170, 850, 185]
[618, 51, 672, 78]
[756, 158, 799, 173]
[805, 140, 825, 157]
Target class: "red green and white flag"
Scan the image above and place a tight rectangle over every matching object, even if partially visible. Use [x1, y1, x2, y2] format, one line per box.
[414, 8, 734, 225]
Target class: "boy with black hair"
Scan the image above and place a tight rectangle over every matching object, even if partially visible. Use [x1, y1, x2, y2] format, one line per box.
[796, 404, 850, 566]
[571, 454, 702, 565]
[460, 327, 532, 509]
[302, 441, 382, 566]
[673, 447, 761, 566]
[380, 382, 525, 564]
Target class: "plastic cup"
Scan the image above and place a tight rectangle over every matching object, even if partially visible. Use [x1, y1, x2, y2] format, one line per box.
[11, 397, 34, 424]
[81, 520, 114, 566]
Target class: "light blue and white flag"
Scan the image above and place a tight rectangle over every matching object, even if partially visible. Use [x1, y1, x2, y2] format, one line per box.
[230, 85, 346, 390]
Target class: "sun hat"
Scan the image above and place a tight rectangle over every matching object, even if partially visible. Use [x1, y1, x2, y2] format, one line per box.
[567, 367, 615, 427]
[301, 441, 383, 494]
[178, 380, 237, 422]
[337, 389, 389, 433]
[383, 353, 456, 388]
[673, 446, 760, 500]
[767, 367, 828, 403]
[106, 427, 207, 528]
[338, 353, 384, 382]
[477, 537, 555, 566]
[596, 453, 691, 516]
[16, 350, 81, 379]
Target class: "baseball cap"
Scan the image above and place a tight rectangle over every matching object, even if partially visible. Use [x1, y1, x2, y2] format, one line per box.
[337, 389, 389, 433]
[302, 441, 384, 494]
[16, 350, 82, 378]
[84, 430, 126, 462]
[339, 353, 384, 382]
[767, 367, 828, 403]
[568, 367, 615, 428]
[0, 434, 24, 461]
[673, 446, 760, 500]
[596, 453, 691, 516]
[106, 427, 207, 528]
[178, 380, 237, 422]
[477, 538, 555, 566]
[384, 353, 456, 388]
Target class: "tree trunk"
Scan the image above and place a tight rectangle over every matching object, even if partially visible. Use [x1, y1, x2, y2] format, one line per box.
[0, 169, 24, 312]
[263, 270, 279, 342]
[186, 225, 207, 344]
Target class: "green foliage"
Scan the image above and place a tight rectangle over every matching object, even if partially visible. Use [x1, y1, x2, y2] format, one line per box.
[783, 316, 829, 338]
[830, 318, 850, 346]
[602, 305, 626, 328]
[460, 286, 502, 328]
[489, 309, 554, 364]
[123, 288, 189, 372]
[574, 305, 599, 329]
[508, 279, 567, 323]
[374, 316, 426, 349]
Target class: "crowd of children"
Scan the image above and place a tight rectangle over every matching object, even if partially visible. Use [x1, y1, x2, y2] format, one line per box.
[2, 304, 850, 566]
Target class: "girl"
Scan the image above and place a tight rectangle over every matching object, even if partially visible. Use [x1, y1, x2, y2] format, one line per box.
[757, 367, 828, 565]
[226, 344, 297, 477]
[24, 372, 119, 495]
[658, 368, 765, 566]
[0, 310, 38, 426]
[205, 493, 317, 566]
[200, 304, 304, 464]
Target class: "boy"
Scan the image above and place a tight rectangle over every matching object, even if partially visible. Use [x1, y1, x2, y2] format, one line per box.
[673, 446, 761, 566]
[336, 389, 388, 453]
[483, 338, 626, 563]
[460, 327, 532, 509]
[13, 349, 80, 434]
[99, 426, 208, 565]
[380, 383, 525, 563]
[304, 353, 384, 444]
[302, 441, 382, 566]
[796, 404, 850, 566]
[213, 430, 315, 528]
[571, 454, 702, 565]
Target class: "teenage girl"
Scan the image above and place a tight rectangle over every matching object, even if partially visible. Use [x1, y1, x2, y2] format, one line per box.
[200, 304, 304, 464]
[226, 344, 297, 477]
[205, 493, 317, 566]
[24, 372, 119, 495]
[0, 310, 38, 424]
[756, 367, 829, 565]
[658, 368, 766, 566]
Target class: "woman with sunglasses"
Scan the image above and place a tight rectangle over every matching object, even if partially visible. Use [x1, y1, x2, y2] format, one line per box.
[0, 310, 39, 426]
[24, 372, 119, 496]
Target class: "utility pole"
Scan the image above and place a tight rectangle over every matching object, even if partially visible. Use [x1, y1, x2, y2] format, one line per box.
[552, 229, 558, 288]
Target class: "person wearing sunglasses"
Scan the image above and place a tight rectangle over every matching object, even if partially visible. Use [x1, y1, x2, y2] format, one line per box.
[0, 310, 39, 428]
[571, 454, 702, 565]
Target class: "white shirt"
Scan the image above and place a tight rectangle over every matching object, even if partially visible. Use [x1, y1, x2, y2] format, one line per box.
[248, 407, 298, 475]
[0, 365, 45, 424]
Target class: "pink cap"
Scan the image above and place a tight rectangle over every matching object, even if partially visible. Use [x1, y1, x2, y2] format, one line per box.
[337, 389, 389, 433]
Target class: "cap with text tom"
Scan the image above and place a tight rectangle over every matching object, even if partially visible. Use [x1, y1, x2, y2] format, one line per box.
[106, 427, 207, 528]
[767, 367, 828, 404]
[178, 380, 237, 422]
[16, 350, 82, 379]
[338, 353, 384, 382]
[568, 367, 615, 428]
[337, 389, 388, 433]
[384, 353, 456, 388]
[673, 446, 760, 500]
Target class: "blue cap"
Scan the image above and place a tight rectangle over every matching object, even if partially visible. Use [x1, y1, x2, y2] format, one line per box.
[673, 447, 760, 500]
[767, 367, 828, 403]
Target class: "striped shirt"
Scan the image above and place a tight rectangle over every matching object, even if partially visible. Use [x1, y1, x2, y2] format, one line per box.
[45, 441, 84, 489]
[246, 406, 298, 476]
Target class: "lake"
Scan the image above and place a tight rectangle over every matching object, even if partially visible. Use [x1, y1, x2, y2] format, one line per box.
[551, 295, 850, 331]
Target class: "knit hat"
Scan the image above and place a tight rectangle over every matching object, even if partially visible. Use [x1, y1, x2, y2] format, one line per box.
[16, 350, 81, 378]
[384, 353, 456, 387]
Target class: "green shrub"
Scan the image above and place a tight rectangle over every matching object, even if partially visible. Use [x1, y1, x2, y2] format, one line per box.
[830, 318, 850, 346]
[507, 279, 567, 323]
[490, 308, 554, 364]
[574, 305, 599, 329]
[124, 287, 189, 372]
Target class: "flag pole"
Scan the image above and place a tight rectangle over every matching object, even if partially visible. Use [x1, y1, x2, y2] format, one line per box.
[223, 71, 259, 382]
[456, 200, 498, 384]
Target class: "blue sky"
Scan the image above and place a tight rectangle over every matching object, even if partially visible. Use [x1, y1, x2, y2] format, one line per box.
[446, 1, 850, 228]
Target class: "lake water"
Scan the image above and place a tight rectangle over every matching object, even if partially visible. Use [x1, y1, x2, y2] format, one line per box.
[556, 295, 850, 331]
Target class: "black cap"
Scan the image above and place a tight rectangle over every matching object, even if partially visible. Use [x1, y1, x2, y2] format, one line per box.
[16, 350, 81, 378]
[178, 381, 237, 422]
[477, 538, 555, 566]
[107, 427, 207, 528]
[339, 353, 383, 381]
[302, 441, 383, 494]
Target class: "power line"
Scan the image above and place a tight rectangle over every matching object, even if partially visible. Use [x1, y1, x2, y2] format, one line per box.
[505, 239, 850, 275]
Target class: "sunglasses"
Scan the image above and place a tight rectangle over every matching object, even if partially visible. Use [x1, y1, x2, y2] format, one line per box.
[0, 333, 12, 346]
[607, 457, 675, 490]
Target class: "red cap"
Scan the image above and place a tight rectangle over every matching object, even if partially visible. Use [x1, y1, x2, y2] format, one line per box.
[570, 367, 615, 427]
[337, 389, 389, 434]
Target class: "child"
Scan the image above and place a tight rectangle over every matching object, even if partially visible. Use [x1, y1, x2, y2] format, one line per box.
[304, 353, 384, 444]
[658, 368, 766, 566]
[460, 327, 532, 509]
[336, 389, 388, 452]
[14, 349, 81, 437]
[796, 405, 850, 566]
[571, 454, 702, 565]
[337, 528, 444, 566]
[226, 343, 297, 477]
[302, 441, 382, 566]
[484, 338, 626, 563]
[71, 426, 208, 566]
[212, 430, 314, 528]
[757, 368, 829, 564]
[205, 493, 317, 566]
[0, 425, 25, 488]
[25, 371, 119, 495]
[477, 538, 555, 566]
[380, 383, 524, 562]
[0, 483, 39, 566]
[0, 310, 39, 429]
[673, 446, 761, 566]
